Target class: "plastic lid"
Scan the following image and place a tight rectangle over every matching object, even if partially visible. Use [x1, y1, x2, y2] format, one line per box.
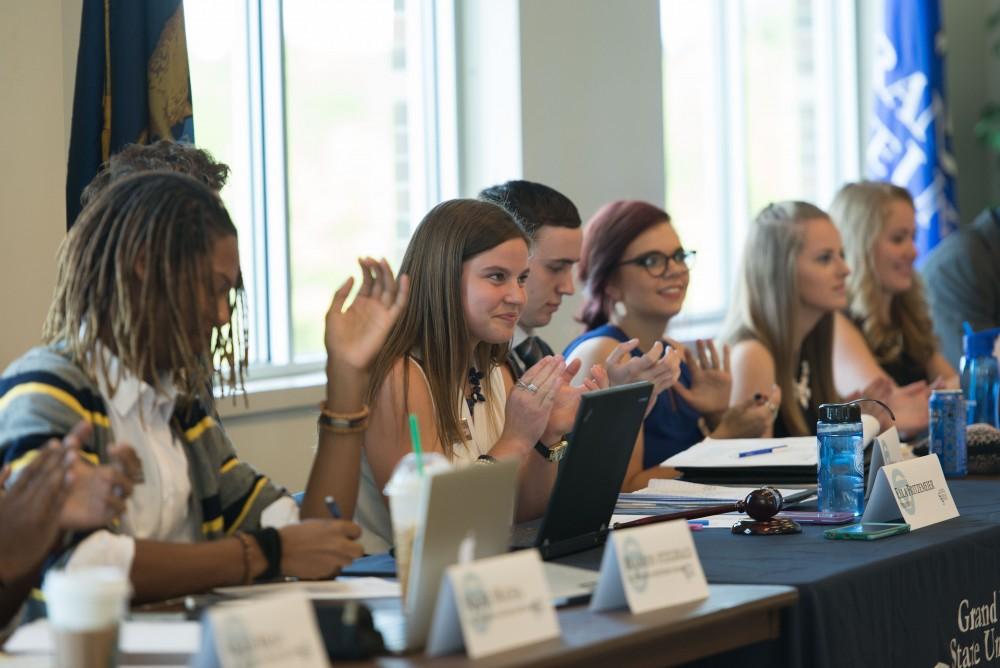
[964, 328, 1000, 358]
[383, 451, 450, 497]
[818, 402, 861, 424]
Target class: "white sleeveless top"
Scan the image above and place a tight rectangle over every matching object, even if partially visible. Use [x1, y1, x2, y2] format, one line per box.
[355, 362, 507, 553]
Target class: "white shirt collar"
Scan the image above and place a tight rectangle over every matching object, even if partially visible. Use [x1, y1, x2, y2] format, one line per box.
[94, 345, 179, 422]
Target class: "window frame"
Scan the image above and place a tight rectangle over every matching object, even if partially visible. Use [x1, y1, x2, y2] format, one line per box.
[196, 0, 459, 384]
[660, 0, 862, 341]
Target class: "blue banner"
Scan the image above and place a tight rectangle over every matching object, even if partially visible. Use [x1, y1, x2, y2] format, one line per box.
[66, 0, 195, 228]
[866, 0, 958, 263]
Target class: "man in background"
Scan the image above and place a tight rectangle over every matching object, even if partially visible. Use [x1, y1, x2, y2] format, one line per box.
[921, 207, 1000, 368]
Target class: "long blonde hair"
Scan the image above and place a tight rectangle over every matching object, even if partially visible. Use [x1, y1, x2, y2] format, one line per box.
[365, 199, 528, 452]
[720, 202, 840, 436]
[829, 181, 936, 367]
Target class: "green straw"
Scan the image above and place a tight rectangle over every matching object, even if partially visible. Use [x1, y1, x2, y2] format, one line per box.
[408, 413, 425, 475]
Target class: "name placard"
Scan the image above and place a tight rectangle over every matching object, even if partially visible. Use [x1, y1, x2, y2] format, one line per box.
[866, 426, 904, 499]
[425, 549, 560, 659]
[863, 454, 959, 530]
[589, 520, 709, 615]
[192, 593, 327, 668]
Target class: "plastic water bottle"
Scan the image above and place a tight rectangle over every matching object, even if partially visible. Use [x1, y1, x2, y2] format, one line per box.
[817, 402, 864, 516]
[961, 328, 1000, 427]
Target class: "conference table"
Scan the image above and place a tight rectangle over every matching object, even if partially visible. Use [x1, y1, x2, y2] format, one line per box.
[557, 477, 1000, 668]
[9, 481, 999, 666]
[346, 583, 796, 667]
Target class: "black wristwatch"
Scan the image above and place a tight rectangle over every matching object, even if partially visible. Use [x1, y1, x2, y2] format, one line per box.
[534, 436, 569, 462]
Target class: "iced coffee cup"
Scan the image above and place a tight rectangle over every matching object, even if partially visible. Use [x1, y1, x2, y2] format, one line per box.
[43, 567, 130, 668]
[384, 452, 449, 601]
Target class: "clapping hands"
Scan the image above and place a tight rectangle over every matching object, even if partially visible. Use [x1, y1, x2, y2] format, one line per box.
[604, 338, 682, 417]
[0, 421, 140, 581]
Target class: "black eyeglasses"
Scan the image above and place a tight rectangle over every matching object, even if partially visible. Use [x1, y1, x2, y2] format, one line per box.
[618, 248, 697, 277]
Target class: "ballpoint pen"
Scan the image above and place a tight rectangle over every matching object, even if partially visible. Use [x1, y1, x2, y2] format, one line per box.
[738, 444, 788, 458]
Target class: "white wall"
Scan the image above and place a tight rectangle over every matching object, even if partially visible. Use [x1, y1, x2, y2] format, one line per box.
[459, 0, 665, 353]
[0, 0, 77, 369]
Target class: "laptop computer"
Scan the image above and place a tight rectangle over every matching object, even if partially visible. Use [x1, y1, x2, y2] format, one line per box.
[512, 381, 653, 560]
[402, 458, 519, 650]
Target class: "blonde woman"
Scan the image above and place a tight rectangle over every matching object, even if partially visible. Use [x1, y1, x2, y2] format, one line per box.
[722, 202, 849, 437]
[830, 181, 958, 396]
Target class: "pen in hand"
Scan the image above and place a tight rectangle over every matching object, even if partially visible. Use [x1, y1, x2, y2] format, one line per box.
[324, 495, 342, 519]
[738, 444, 788, 458]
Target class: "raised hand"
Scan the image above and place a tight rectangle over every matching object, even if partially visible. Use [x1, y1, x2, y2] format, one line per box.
[0, 442, 75, 581]
[671, 339, 732, 416]
[325, 257, 409, 376]
[278, 519, 364, 579]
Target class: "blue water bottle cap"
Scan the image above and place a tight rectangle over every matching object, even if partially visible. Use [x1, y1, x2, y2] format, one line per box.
[964, 329, 1000, 359]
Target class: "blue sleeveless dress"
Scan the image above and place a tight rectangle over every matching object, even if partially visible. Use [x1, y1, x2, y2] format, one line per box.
[563, 324, 704, 468]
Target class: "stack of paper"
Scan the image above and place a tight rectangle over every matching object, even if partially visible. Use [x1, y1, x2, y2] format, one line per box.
[659, 436, 818, 483]
[616, 479, 814, 514]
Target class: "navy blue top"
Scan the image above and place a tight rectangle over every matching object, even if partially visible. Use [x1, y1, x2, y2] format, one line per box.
[563, 324, 703, 468]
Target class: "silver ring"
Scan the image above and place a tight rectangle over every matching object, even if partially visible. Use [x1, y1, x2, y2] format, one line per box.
[516, 380, 539, 394]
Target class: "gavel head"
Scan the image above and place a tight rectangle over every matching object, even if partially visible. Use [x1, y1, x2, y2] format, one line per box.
[742, 487, 784, 521]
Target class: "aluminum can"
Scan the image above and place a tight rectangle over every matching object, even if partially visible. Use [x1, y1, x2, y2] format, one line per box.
[928, 389, 967, 476]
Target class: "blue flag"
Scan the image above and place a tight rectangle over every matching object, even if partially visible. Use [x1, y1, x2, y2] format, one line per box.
[866, 0, 958, 263]
[65, 0, 195, 229]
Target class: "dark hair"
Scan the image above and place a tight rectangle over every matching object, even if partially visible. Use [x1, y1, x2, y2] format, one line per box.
[578, 200, 672, 330]
[366, 199, 529, 450]
[45, 172, 245, 404]
[478, 180, 581, 239]
[80, 139, 231, 207]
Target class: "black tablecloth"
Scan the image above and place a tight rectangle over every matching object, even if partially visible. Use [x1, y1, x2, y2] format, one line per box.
[556, 479, 1000, 668]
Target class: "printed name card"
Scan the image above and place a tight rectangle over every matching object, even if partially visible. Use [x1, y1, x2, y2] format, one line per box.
[589, 520, 709, 615]
[862, 454, 959, 530]
[192, 593, 327, 668]
[426, 549, 560, 659]
[866, 426, 904, 499]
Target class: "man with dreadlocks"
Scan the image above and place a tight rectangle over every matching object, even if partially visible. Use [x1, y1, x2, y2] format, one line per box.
[0, 171, 397, 603]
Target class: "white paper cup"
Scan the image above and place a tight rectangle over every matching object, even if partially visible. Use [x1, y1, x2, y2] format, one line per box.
[44, 567, 130, 668]
[384, 452, 449, 601]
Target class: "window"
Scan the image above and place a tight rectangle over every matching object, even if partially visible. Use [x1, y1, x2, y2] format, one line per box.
[660, 0, 860, 333]
[186, 0, 455, 375]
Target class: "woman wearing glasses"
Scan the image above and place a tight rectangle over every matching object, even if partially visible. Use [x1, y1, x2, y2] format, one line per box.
[565, 200, 777, 469]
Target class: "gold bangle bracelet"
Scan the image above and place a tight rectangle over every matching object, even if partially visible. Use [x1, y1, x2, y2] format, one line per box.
[319, 402, 369, 420]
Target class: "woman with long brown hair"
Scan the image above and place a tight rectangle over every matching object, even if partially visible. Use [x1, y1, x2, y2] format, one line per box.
[353, 199, 591, 553]
[722, 201, 847, 436]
